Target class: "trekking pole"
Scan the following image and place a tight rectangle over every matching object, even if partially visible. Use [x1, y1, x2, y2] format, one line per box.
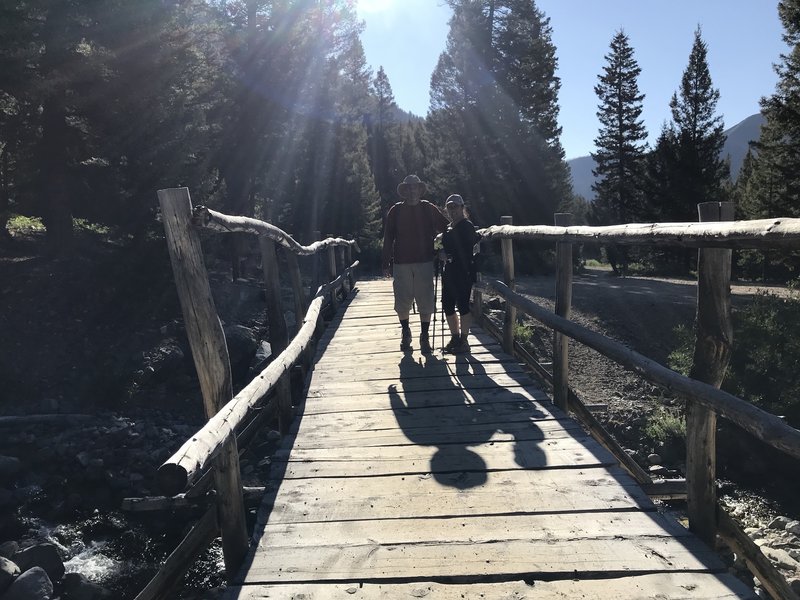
[432, 258, 439, 343]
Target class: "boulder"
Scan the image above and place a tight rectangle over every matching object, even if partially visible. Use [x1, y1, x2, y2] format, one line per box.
[0, 556, 20, 594]
[0, 542, 18, 559]
[2, 566, 53, 600]
[11, 543, 64, 583]
[63, 572, 114, 600]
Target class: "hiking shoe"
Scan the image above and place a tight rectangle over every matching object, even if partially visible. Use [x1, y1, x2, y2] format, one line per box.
[400, 329, 412, 351]
[451, 336, 470, 354]
[419, 333, 432, 355]
[443, 335, 460, 353]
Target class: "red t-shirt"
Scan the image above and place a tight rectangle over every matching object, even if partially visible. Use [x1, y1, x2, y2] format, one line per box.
[382, 200, 448, 269]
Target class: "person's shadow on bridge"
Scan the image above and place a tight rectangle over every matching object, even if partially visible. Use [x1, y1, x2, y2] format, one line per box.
[389, 348, 549, 490]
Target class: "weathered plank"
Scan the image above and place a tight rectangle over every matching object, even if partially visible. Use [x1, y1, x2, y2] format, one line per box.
[260, 466, 654, 523]
[270, 434, 618, 478]
[227, 574, 756, 599]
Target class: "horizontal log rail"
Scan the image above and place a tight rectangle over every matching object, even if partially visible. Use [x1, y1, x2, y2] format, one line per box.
[475, 278, 800, 461]
[192, 206, 360, 255]
[477, 217, 800, 249]
[157, 263, 359, 496]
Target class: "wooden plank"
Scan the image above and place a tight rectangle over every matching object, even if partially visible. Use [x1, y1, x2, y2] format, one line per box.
[301, 385, 553, 414]
[238, 536, 721, 583]
[270, 434, 619, 478]
[307, 359, 528, 384]
[260, 466, 654, 523]
[291, 401, 563, 436]
[254, 510, 689, 546]
[305, 372, 537, 397]
[285, 418, 585, 449]
[226, 573, 756, 599]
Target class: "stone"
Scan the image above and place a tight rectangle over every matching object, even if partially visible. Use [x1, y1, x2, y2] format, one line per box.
[0, 556, 20, 594]
[63, 572, 114, 600]
[762, 547, 800, 571]
[0, 542, 19, 559]
[11, 543, 65, 583]
[767, 516, 790, 530]
[2, 566, 53, 600]
[786, 519, 800, 536]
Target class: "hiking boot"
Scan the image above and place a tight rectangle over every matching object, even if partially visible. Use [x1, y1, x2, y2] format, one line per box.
[419, 333, 432, 355]
[443, 335, 460, 353]
[400, 329, 412, 351]
[451, 335, 470, 354]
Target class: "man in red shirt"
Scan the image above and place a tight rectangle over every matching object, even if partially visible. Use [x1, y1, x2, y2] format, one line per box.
[382, 175, 449, 354]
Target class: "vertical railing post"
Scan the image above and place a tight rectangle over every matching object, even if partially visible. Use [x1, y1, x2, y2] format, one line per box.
[327, 241, 338, 311]
[311, 230, 321, 296]
[285, 248, 307, 332]
[259, 236, 293, 434]
[686, 201, 734, 547]
[553, 212, 573, 411]
[345, 244, 354, 290]
[500, 215, 516, 354]
[157, 188, 248, 576]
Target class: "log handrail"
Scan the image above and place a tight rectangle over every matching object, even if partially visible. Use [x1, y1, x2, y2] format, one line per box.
[192, 205, 360, 255]
[157, 263, 359, 496]
[475, 278, 800, 461]
[477, 217, 800, 248]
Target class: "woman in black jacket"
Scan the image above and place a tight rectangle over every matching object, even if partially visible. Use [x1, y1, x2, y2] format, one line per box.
[440, 194, 481, 354]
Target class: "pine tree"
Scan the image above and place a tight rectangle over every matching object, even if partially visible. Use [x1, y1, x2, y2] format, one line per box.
[367, 67, 405, 216]
[750, 0, 800, 218]
[427, 0, 570, 228]
[658, 27, 729, 222]
[591, 30, 648, 226]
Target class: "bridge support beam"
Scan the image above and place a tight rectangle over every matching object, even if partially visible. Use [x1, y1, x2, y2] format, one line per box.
[687, 201, 734, 547]
[500, 215, 516, 354]
[553, 212, 573, 412]
[157, 187, 249, 577]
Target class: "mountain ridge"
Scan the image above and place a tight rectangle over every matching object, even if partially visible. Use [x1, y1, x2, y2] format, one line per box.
[568, 112, 766, 201]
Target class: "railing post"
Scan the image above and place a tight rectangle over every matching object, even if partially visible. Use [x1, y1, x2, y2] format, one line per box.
[686, 201, 734, 547]
[285, 248, 307, 332]
[500, 215, 516, 353]
[311, 230, 321, 295]
[259, 236, 293, 434]
[327, 241, 338, 311]
[345, 244, 354, 290]
[553, 212, 573, 411]
[157, 188, 248, 577]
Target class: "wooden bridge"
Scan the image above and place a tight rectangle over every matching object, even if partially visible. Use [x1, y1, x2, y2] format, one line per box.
[132, 189, 800, 600]
[224, 278, 754, 599]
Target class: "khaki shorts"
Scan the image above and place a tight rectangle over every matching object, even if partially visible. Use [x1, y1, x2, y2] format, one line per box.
[392, 261, 435, 316]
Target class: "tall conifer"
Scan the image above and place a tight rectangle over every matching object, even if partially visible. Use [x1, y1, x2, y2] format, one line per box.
[591, 30, 648, 225]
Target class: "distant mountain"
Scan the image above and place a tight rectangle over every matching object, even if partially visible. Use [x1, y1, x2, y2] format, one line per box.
[567, 112, 766, 201]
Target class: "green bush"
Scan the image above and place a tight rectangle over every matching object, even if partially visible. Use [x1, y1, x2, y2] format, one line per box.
[668, 292, 800, 428]
[726, 292, 800, 427]
[643, 407, 686, 448]
[7, 214, 45, 233]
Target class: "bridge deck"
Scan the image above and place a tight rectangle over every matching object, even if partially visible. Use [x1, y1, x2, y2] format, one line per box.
[226, 279, 755, 599]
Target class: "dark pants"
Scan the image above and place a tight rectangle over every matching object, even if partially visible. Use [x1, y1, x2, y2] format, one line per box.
[442, 268, 472, 316]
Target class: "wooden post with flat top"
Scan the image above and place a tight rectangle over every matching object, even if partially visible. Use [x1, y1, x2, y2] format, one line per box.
[157, 187, 248, 577]
[553, 212, 573, 411]
[686, 201, 734, 547]
[500, 215, 516, 353]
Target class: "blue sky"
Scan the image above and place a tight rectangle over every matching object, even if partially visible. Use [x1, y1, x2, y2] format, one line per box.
[356, 0, 788, 160]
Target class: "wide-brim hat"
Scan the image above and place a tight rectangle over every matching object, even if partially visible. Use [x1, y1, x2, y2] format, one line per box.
[397, 174, 427, 198]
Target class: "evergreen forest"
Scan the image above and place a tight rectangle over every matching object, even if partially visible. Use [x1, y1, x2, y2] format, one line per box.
[2, 0, 800, 277]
